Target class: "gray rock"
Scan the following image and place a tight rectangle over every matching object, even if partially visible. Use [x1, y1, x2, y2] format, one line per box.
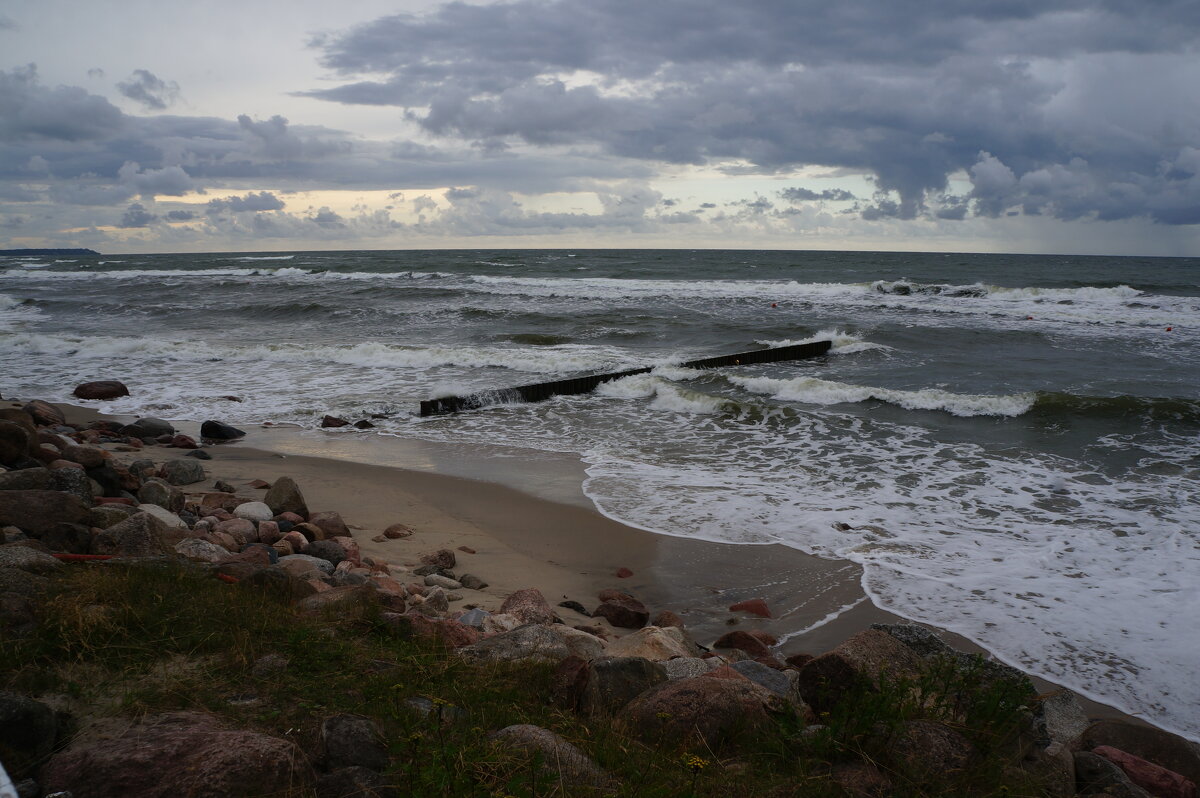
[91, 511, 177, 557]
[0, 544, 63, 574]
[302, 540, 346, 567]
[158, 459, 206, 486]
[50, 467, 93, 504]
[458, 574, 488, 590]
[89, 504, 136, 529]
[200, 420, 245, 440]
[457, 623, 573, 665]
[1073, 751, 1152, 798]
[234, 501, 273, 522]
[424, 586, 449, 612]
[174, 538, 229, 563]
[278, 553, 335, 575]
[126, 417, 175, 438]
[263, 476, 308, 518]
[186, 450, 211, 460]
[662, 657, 718, 680]
[1080, 720, 1200, 786]
[0, 568, 50, 597]
[1039, 689, 1090, 747]
[138, 504, 188, 530]
[320, 714, 388, 772]
[137, 478, 183, 512]
[0, 420, 32, 465]
[870, 622, 954, 658]
[581, 656, 669, 715]
[731, 660, 795, 699]
[0, 468, 53, 492]
[424, 573, 462, 590]
[0, 490, 91, 535]
[457, 607, 490, 627]
[490, 725, 611, 789]
[40, 523, 92, 555]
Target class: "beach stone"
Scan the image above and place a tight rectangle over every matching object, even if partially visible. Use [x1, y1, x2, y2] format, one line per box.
[89, 504, 135, 529]
[0, 591, 37, 637]
[1074, 751, 1153, 798]
[870, 622, 954, 658]
[0, 421, 32, 465]
[0, 490, 91, 535]
[592, 595, 649, 629]
[308, 511, 350, 539]
[382, 523, 412, 538]
[650, 609, 685, 628]
[480, 612, 524, 635]
[215, 517, 257, 544]
[1081, 720, 1200, 785]
[0, 544, 62, 574]
[0, 567, 49, 597]
[40, 711, 314, 798]
[621, 675, 783, 747]
[279, 553, 335, 576]
[22, 401, 65, 427]
[458, 623, 573, 664]
[425, 573, 461, 590]
[1038, 688, 1090, 746]
[50, 466, 93, 504]
[281, 530, 309, 552]
[422, 585, 450, 612]
[91, 511, 179, 556]
[547, 625, 607, 660]
[490, 725, 612, 789]
[457, 607, 490, 627]
[40, 522, 92, 554]
[458, 573, 488, 590]
[199, 492, 244, 513]
[62, 444, 109, 470]
[233, 501, 273, 522]
[331, 535, 361, 564]
[0, 467, 54, 492]
[199, 420, 245, 440]
[729, 598, 772, 618]
[582, 656, 669, 715]
[257, 520, 281, 544]
[605, 625, 693, 661]
[175, 538, 230, 563]
[186, 449, 211, 459]
[662, 657, 719, 680]
[72, 380, 129, 400]
[1094, 746, 1197, 798]
[321, 415, 350, 428]
[315, 767, 399, 798]
[158, 458, 206, 486]
[797, 628, 927, 713]
[382, 613, 480, 648]
[730, 660, 796, 699]
[1014, 741, 1076, 798]
[321, 714, 389, 772]
[499, 587, 557, 625]
[169, 433, 197, 449]
[204, 531, 240, 552]
[295, 585, 376, 615]
[887, 720, 975, 777]
[304, 540, 346, 567]
[0, 692, 59, 776]
[122, 417, 174, 438]
[421, 548, 456, 569]
[830, 761, 894, 798]
[263, 476, 307, 518]
[713, 630, 772, 659]
[137, 477, 184, 512]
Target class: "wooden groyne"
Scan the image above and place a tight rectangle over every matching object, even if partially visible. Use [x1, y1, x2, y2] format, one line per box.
[419, 340, 832, 416]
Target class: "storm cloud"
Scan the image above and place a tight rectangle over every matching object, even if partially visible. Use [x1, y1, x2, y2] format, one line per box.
[307, 0, 1200, 225]
[117, 69, 180, 111]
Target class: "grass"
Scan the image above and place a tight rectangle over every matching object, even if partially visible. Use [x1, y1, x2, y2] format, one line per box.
[1, 561, 1062, 797]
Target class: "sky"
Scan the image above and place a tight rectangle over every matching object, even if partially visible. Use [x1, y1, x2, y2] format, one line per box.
[2, 0, 1199, 256]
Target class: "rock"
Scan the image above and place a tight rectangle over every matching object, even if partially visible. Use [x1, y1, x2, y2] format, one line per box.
[615, 566, 633, 578]
[425, 573, 462, 590]
[592, 595, 649, 629]
[729, 598, 771, 618]
[0, 567, 49, 596]
[382, 613, 479, 648]
[1094, 745, 1197, 798]
[199, 420, 245, 440]
[0, 490, 91, 535]
[730, 660, 796, 699]
[558, 600, 590, 616]
[245, 565, 317, 601]
[170, 434, 198, 449]
[887, 720, 975, 777]
[420, 548, 456, 569]
[830, 761, 894, 798]
[280, 529, 309, 551]
[91, 511, 180, 556]
[294, 585, 376, 615]
[1016, 741, 1077, 798]
[713, 630, 772, 659]
[186, 449, 211, 460]
[213, 479, 237, 494]
[137, 477, 184, 512]
[382, 523, 412, 539]
[490, 725, 611, 789]
[50, 467, 93, 504]
[1081, 720, 1200, 785]
[40, 711, 314, 798]
[458, 623, 575, 664]
[233, 501, 273, 522]
[308, 511, 350, 539]
[158, 458, 206, 486]
[1038, 688, 1090, 747]
[0, 591, 37, 637]
[263, 476, 307, 518]
[605, 626, 693, 661]
[321, 415, 350, 428]
[870, 622, 954, 658]
[1074, 750, 1153, 798]
[330, 535, 361, 564]
[582, 656, 669, 715]
[0, 692, 59, 777]
[315, 767, 399, 798]
[621, 675, 783, 747]
[785, 653, 814, 669]
[303, 540, 346, 567]
[0, 421, 32, 465]
[457, 607, 490, 627]
[0, 467, 54, 491]
[421, 585, 450, 612]
[663, 657, 719, 680]
[320, 714, 389, 772]
[546, 625, 607, 661]
[458, 574, 488, 590]
[199, 492, 244, 513]
[650, 609, 684, 628]
[89, 504, 135, 529]
[121, 417, 175, 439]
[279, 553, 335, 576]
[0, 544, 61, 574]
[215, 517, 257, 544]
[174, 538, 230, 563]
[40, 522, 92, 554]
[72, 380, 129, 400]
[797, 628, 927, 713]
[22, 400, 65, 427]
[499, 587, 557, 625]
[257, 520, 281, 544]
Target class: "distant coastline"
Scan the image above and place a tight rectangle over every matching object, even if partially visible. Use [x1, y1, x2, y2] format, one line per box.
[0, 248, 100, 256]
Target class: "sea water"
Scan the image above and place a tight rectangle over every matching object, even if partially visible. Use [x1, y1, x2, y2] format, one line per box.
[2, 248, 1197, 737]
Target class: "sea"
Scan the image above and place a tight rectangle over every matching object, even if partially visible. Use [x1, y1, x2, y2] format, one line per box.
[2, 248, 1197, 738]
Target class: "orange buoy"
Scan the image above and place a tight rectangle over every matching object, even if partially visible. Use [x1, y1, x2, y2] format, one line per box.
[1167, 326, 1173, 331]
[770, 303, 777, 308]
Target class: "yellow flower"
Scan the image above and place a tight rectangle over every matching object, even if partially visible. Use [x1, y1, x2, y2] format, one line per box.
[683, 754, 710, 774]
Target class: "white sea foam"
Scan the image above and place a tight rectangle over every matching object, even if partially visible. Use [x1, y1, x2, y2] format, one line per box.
[757, 328, 895, 355]
[229, 254, 295, 261]
[730, 375, 1036, 417]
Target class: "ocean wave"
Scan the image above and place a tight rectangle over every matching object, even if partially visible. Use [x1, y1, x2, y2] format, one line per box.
[1031, 392, 1200, 424]
[228, 254, 295, 261]
[758, 328, 894, 355]
[730, 375, 1036, 417]
[595, 374, 738, 414]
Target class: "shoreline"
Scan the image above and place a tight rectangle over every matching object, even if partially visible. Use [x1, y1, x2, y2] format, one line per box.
[16, 399, 1147, 727]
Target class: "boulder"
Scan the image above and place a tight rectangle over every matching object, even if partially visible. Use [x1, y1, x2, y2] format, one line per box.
[604, 625, 693, 661]
[592, 594, 649, 629]
[0, 567, 49, 597]
[546, 625, 607, 661]
[457, 623, 574, 665]
[1038, 688, 1090, 747]
[40, 522, 93, 554]
[830, 761, 894, 798]
[170, 434, 198, 449]
[621, 675, 783, 747]
[331, 535, 361, 565]
[123, 417, 175, 438]
[199, 420, 245, 440]
[263, 476, 307, 518]
[663, 657, 719, 680]
[886, 719, 975, 778]
[320, 714, 389, 772]
[22, 400, 65, 427]
[321, 415, 350, 428]
[713, 630, 772, 660]
[728, 598, 772, 618]
[0, 692, 59, 777]
[0, 420, 32, 465]
[650, 609, 685, 628]
[381, 613, 479, 648]
[490, 725, 611, 789]
[40, 711, 314, 798]
[50, 466, 94, 504]
[1081, 720, 1200, 785]
[870, 622, 954, 658]
[0, 544, 63, 574]
[214, 517, 257, 545]
[158, 458, 206, 486]
[199, 492, 244, 513]
[382, 523, 412, 539]
[304, 540, 346, 567]
[1074, 750, 1154, 798]
[0, 467, 54, 492]
[294, 585, 376, 615]
[0, 591, 37, 637]
[0, 490, 91, 534]
[420, 548, 456, 569]
[499, 587, 557, 625]
[315, 767, 399, 798]
[1094, 745, 1197, 798]
[797, 628, 927, 712]
[459, 574, 488, 590]
[233, 501, 273, 522]
[61, 444, 107, 469]
[730, 660, 796, 700]
[89, 504, 136, 529]
[91, 511, 180, 556]
[579, 656, 669, 715]
[137, 477, 184, 512]
[308, 511, 350, 539]
[72, 380, 130, 400]
[257, 520, 281, 544]
[174, 538, 230, 563]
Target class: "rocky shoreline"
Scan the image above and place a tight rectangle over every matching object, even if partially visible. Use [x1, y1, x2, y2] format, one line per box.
[1, 386, 1198, 798]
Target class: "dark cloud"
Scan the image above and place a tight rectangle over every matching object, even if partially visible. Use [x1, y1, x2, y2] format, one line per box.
[118, 202, 158, 227]
[306, 0, 1200, 225]
[780, 187, 857, 202]
[117, 69, 180, 111]
[0, 15, 15, 31]
[165, 209, 195, 221]
[206, 191, 286, 213]
[0, 64, 123, 141]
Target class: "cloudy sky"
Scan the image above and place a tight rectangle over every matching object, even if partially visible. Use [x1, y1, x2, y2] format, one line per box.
[2, 0, 1198, 255]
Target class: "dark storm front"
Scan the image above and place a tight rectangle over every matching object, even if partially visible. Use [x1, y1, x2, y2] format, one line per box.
[1, 248, 1198, 737]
